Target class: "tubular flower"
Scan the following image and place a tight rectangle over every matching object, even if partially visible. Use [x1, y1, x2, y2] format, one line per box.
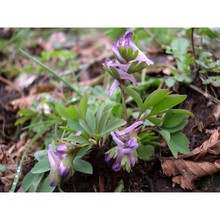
[104, 58, 138, 97]
[47, 144, 70, 187]
[112, 31, 154, 65]
[105, 121, 143, 172]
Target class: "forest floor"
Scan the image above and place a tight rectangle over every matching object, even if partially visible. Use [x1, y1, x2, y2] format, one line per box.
[0, 28, 220, 192]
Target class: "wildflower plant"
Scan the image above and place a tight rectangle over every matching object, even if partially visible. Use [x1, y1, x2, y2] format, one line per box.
[14, 31, 193, 192]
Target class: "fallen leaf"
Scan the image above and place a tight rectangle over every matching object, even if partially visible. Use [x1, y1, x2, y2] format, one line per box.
[160, 129, 220, 190]
[7, 95, 36, 111]
[161, 158, 220, 190]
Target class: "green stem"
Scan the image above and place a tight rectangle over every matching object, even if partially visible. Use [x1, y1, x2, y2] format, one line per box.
[119, 85, 127, 121]
[19, 48, 81, 96]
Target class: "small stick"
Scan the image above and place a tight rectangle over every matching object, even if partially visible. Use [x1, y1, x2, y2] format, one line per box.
[0, 76, 24, 97]
[188, 84, 220, 104]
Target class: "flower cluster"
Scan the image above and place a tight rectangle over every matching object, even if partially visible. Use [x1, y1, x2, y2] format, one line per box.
[105, 121, 143, 172]
[47, 144, 72, 187]
[47, 131, 82, 187]
[103, 31, 154, 96]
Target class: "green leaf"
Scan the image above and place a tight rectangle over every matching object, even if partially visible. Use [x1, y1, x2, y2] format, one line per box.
[28, 173, 44, 192]
[150, 95, 187, 116]
[103, 118, 126, 135]
[114, 180, 124, 192]
[170, 109, 194, 117]
[171, 38, 189, 55]
[79, 95, 88, 120]
[67, 106, 79, 119]
[75, 146, 92, 159]
[22, 172, 41, 192]
[18, 109, 36, 116]
[143, 89, 170, 110]
[97, 108, 112, 134]
[79, 119, 92, 135]
[86, 110, 96, 132]
[161, 131, 190, 158]
[148, 116, 162, 125]
[34, 150, 47, 161]
[164, 120, 188, 133]
[123, 87, 143, 111]
[67, 135, 90, 145]
[67, 119, 83, 131]
[55, 103, 71, 120]
[31, 157, 50, 174]
[37, 176, 55, 192]
[96, 103, 108, 123]
[159, 129, 171, 142]
[137, 145, 155, 161]
[72, 158, 93, 174]
[162, 113, 186, 128]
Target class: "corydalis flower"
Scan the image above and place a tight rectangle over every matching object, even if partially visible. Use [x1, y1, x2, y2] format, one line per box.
[47, 144, 70, 187]
[104, 59, 137, 96]
[112, 31, 154, 65]
[105, 121, 143, 172]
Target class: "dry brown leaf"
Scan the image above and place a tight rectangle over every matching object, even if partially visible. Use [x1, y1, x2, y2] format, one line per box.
[161, 159, 220, 190]
[186, 129, 220, 160]
[7, 95, 36, 111]
[160, 129, 220, 190]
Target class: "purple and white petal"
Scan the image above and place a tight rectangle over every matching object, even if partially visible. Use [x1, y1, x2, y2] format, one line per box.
[111, 131, 125, 147]
[116, 121, 143, 136]
[108, 80, 120, 97]
[119, 71, 138, 87]
[48, 144, 61, 168]
[56, 144, 68, 159]
[126, 137, 138, 149]
[128, 152, 136, 167]
[112, 43, 126, 63]
[75, 130, 82, 136]
[112, 162, 122, 172]
[58, 162, 70, 177]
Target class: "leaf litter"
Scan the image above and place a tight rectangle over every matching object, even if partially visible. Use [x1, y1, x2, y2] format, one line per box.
[160, 129, 220, 190]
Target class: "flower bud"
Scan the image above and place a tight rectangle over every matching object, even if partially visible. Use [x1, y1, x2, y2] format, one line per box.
[56, 144, 68, 159]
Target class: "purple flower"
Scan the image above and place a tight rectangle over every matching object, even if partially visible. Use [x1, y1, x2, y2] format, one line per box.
[56, 144, 68, 159]
[47, 144, 70, 186]
[104, 60, 138, 96]
[112, 31, 154, 65]
[106, 121, 143, 172]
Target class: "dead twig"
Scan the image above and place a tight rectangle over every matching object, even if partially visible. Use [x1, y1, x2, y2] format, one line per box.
[0, 76, 24, 97]
[188, 84, 220, 104]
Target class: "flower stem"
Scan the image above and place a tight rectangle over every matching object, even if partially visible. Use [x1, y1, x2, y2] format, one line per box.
[119, 85, 127, 121]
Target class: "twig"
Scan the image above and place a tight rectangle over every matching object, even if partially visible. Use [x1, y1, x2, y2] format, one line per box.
[0, 76, 24, 97]
[188, 84, 220, 104]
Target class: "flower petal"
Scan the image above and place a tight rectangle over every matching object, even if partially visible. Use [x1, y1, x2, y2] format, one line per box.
[56, 144, 68, 159]
[116, 121, 143, 136]
[111, 131, 125, 147]
[75, 130, 82, 136]
[128, 152, 136, 167]
[119, 71, 138, 87]
[112, 43, 126, 63]
[108, 80, 120, 97]
[58, 162, 70, 177]
[112, 162, 122, 172]
[48, 144, 61, 168]
[126, 137, 138, 149]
